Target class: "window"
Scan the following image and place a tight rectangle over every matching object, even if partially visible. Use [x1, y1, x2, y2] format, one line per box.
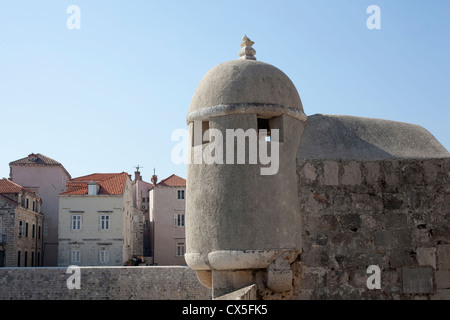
[192, 121, 210, 146]
[257, 118, 271, 141]
[24, 251, 28, 267]
[257, 116, 284, 143]
[25, 223, 29, 237]
[100, 215, 110, 230]
[173, 214, 185, 227]
[17, 251, 21, 267]
[26, 198, 29, 209]
[177, 190, 185, 200]
[142, 197, 146, 203]
[71, 215, 82, 230]
[176, 242, 185, 257]
[32, 224, 35, 238]
[18, 220, 24, 236]
[99, 247, 109, 263]
[71, 248, 80, 263]
[38, 226, 41, 240]
[31, 252, 34, 267]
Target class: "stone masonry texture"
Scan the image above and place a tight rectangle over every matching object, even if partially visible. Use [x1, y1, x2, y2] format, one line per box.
[294, 158, 450, 299]
[0, 266, 211, 300]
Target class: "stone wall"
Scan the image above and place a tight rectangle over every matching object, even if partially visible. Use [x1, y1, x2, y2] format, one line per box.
[0, 198, 44, 267]
[0, 197, 16, 267]
[294, 158, 450, 299]
[0, 266, 211, 300]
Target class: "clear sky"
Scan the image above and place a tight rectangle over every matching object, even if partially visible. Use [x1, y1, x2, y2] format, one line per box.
[0, 0, 449, 182]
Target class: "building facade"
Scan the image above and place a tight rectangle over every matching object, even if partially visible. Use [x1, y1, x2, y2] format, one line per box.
[131, 168, 153, 257]
[58, 172, 141, 266]
[149, 174, 186, 266]
[9, 153, 71, 266]
[0, 178, 44, 267]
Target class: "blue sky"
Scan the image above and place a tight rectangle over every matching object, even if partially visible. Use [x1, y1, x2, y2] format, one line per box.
[0, 0, 449, 182]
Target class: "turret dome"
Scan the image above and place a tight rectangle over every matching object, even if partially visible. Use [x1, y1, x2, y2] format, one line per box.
[187, 35, 306, 123]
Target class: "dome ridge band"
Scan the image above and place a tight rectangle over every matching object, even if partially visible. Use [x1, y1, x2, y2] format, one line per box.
[186, 103, 307, 124]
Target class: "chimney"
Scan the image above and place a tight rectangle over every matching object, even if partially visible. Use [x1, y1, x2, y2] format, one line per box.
[28, 153, 38, 162]
[151, 168, 158, 185]
[135, 170, 142, 181]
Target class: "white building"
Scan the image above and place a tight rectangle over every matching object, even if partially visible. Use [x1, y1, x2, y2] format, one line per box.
[57, 172, 142, 266]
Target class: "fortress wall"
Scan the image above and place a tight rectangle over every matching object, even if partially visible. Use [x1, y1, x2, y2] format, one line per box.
[0, 266, 211, 300]
[294, 157, 450, 299]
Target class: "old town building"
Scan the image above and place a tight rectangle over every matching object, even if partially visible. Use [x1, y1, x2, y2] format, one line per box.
[0, 178, 44, 267]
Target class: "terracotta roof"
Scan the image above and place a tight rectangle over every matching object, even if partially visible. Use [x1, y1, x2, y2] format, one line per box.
[60, 172, 130, 196]
[0, 178, 41, 201]
[70, 173, 119, 182]
[9, 153, 71, 178]
[0, 178, 23, 194]
[156, 174, 186, 187]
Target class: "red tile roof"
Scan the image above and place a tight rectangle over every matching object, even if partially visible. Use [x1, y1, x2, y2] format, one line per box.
[60, 172, 130, 196]
[0, 178, 23, 194]
[156, 174, 186, 187]
[0, 178, 41, 202]
[9, 153, 71, 178]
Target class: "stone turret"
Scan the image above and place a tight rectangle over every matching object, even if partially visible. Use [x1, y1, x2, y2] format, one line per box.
[185, 35, 307, 298]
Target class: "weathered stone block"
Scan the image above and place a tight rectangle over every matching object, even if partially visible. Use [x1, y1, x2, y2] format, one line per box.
[402, 268, 433, 294]
[302, 162, 317, 181]
[364, 162, 380, 185]
[301, 246, 328, 267]
[436, 270, 450, 289]
[348, 268, 367, 288]
[322, 161, 339, 186]
[342, 161, 362, 186]
[374, 230, 394, 248]
[431, 289, 450, 300]
[416, 247, 436, 269]
[339, 213, 361, 232]
[437, 244, 450, 270]
[386, 213, 407, 229]
[390, 249, 416, 268]
[423, 161, 438, 184]
[382, 194, 404, 211]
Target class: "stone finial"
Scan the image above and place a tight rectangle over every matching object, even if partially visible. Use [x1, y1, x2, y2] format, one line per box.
[238, 35, 256, 60]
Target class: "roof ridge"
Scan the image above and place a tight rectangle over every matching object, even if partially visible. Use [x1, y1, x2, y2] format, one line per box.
[61, 172, 129, 196]
[70, 173, 120, 182]
[0, 178, 39, 197]
[158, 173, 176, 184]
[9, 153, 71, 179]
[156, 174, 186, 187]
[0, 178, 23, 188]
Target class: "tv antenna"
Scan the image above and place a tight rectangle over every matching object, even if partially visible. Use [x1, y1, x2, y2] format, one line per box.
[134, 164, 143, 172]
